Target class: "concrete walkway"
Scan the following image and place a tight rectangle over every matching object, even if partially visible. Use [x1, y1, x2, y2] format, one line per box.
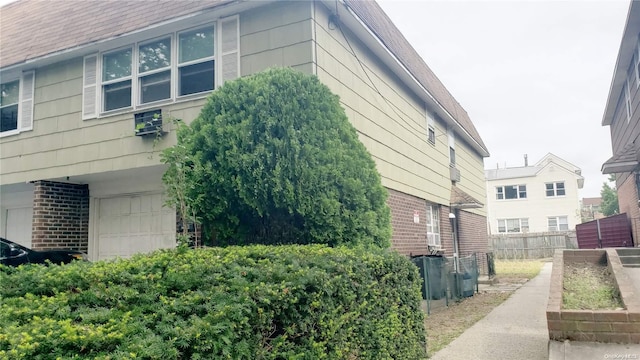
[430, 262, 553, 360]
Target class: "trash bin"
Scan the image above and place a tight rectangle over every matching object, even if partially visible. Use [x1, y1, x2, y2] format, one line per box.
[411, 255, 445, 300]
[462, 272, 474, 297]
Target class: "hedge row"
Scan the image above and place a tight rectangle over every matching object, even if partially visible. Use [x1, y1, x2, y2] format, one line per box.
[0, 245, 426, 359]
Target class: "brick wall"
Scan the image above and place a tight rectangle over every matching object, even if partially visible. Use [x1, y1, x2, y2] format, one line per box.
[618, 173, 640, 244]
[458, 210, 489, 255]
[32, 181, 89, 252]
[386, 188, 428, 256]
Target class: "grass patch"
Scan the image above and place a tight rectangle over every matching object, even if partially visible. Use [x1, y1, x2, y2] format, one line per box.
[563, 262, 624, 310]
[495, 259, 546, 281]
[425, 292, 510, 356]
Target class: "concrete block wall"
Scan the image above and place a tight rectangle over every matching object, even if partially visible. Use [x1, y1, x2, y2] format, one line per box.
[32, 180, 89, 252]
[547, 249, 640, 344]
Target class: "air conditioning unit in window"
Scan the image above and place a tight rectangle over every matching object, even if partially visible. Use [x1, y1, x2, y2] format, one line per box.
[134, 109, 163, 136]
[450, 166, 461, 183]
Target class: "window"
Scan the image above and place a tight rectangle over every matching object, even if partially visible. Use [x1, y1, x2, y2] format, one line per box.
[0, 71, 34, 136]
[545, 182, 565, 197]
[179, 27, 215, 96]
[84, 16, 239, 118]
[138, 37, 172, 104]
[1, 80, 19, 132]
[426, 204, 441, 247]
[497, 218, 529, 233]
[426, 109, 436, 145]
[628, 54, 637, 89]
[625, 81, 632, 122]
[449, 147, 456, 166]
[102, 48, 133, 111]
[548, 216, 569, 231]
[448, 128, 455, 166]
[496, 185, 526, 200]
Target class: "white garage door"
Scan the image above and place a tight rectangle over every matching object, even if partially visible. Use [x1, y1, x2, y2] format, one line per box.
[5, 207, 33, 248]
[96, 193, 175, 260]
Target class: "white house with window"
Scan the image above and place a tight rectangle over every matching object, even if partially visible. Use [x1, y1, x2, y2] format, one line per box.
[485, 153, 584, 235]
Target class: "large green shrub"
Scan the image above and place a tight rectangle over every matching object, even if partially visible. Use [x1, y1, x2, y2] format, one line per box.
[0, 246, 426, 359]
[166, 68, 391, 247]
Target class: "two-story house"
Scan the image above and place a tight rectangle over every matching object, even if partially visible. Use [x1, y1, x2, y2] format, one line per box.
[601, 0, 640, 243]
[485, 154, 584, 235]
[0, 0, 489, 261]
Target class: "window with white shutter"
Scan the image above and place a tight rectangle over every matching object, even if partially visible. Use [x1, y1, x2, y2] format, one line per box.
[0, 70, 35, 136]
[83, 16, 240, 115]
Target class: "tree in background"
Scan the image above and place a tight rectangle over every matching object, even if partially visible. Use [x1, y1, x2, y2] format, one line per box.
[167, 68, 392, 248]
[601, 174, 619, 216]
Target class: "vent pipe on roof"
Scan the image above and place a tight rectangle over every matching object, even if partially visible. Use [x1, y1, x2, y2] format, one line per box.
[524, 154, 528, 167]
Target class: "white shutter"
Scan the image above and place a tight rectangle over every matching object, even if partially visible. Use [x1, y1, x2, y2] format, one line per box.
[219, 15, 240, 85]
[18, 70, 35, 131]
[83, 54, 98, 119]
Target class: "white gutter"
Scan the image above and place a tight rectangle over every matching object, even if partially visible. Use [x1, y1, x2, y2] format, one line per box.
[323, 0, 489, 157]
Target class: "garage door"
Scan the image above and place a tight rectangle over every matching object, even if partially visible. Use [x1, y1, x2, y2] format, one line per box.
[5, 207, 33, 248]
[96, 193, 175, 260]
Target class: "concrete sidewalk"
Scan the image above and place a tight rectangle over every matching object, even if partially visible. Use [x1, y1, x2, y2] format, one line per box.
[429, 262, 553, 359]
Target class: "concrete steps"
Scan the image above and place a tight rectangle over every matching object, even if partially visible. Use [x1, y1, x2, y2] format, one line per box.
[616, 248, 640, 268]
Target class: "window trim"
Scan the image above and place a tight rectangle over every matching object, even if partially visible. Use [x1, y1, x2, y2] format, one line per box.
[625, 80, 632, 123]
[426, 109, 436, 145]
[177, 24, 216, 98]
[0, 70, 35, 138]
[497, 218, 529, 234]
[496, 184, 527, 200]
[426, 204, 441, 247]
[545, 181, 566, 197]
[87, 18, 238, 119]
[548, 216, 569, 232]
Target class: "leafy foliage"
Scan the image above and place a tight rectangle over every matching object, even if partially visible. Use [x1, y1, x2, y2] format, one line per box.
[0, 246, 426, 359]
[601, 174, 619, 216]
[170, 68, 391, 247]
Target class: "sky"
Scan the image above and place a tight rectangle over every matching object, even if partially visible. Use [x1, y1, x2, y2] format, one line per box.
[377, 0, 630, 198]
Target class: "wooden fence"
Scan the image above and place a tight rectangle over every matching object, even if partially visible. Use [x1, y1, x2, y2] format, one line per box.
[489, 231, 578, 259]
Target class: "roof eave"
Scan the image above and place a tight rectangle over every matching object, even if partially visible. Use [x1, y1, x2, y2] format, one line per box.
[328, 0, 489, 157]
[601, 160, 639, 174]
[602, 1, 640, 127]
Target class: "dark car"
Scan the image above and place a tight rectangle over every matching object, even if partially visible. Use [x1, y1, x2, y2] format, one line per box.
[0, 237, 88, 266]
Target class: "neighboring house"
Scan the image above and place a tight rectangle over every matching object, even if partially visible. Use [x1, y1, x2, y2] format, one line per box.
[601, 0, 640, 244]
[0, 0, 489, 261]
[485, 154, 584, 235]
[581, 197, 605, 222]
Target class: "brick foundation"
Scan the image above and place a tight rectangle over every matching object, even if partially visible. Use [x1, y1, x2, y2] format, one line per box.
[31, 180, 89, 252]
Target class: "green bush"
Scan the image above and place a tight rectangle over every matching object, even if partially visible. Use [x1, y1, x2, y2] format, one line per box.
[0, 246, 426, 359]
[165, 68, 391, 248]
